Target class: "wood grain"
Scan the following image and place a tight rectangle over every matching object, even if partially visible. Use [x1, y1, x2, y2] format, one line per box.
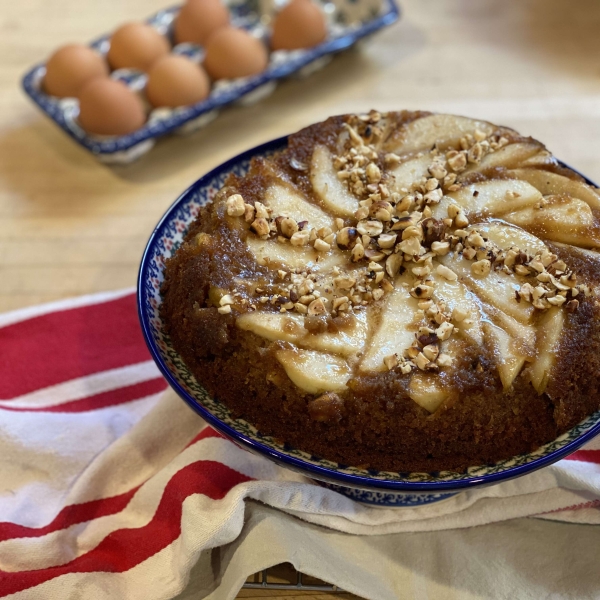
[2, 0, 600, 596]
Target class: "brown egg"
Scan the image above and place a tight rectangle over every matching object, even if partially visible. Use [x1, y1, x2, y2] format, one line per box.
[271, 0, 327, 51]
[107, 23, 170, 72]
[204, 27, 268, 80]
[43, 44, 109, 98]
[174, 0, 230, 46]
[78, 78, 146, 136]
[146, 55, 210, 108]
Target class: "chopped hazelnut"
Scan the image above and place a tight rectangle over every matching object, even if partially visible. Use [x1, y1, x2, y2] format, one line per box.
[454, 211, 469, 228]
[351, 242, 365, 262]
[336, 227, 359, 249]
[226, 194, 245, 216]
[437, 353, 453, 367]
[366, 162, 382, 184]
[435, 321, 454, 341]
[385, 253, 403, 277]
[452, 307, 468, 322]
[314, 238, 331, 252]
[290, 230, 310, 246]
[251, 217, 270, 237]
[307, 298, 327, 316]
[254, 201, 270, 219]
[436, 264, 458, 281]
[471, 259, 491, 277]
[357, 220, 384, 237]
[423, 344, 439, 361]
[410, 284, 434, 299]
[383, 354, 399, 370]
[377, 233, 397, 249]
[398, 236, 422, 255]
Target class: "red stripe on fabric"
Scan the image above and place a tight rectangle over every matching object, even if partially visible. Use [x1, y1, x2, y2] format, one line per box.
[0, 461, 252, 597]
[185, 426, 224, 448]
[541, 498, 600, 514]
[0, 378, 167, 414]
[0, 488, 141, 544]
[0, 294, 149, 399]
[564, 450, 600, 464]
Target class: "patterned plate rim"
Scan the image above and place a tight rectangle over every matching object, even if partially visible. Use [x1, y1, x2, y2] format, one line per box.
[137, 135, 600, 493]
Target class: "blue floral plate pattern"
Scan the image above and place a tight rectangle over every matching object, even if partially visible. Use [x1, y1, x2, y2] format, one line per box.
[137, 137, 600, 507]
[21, 0, 399, 163]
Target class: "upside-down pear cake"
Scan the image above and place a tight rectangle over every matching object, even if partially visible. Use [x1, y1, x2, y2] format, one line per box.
[161, 111, 600, 472]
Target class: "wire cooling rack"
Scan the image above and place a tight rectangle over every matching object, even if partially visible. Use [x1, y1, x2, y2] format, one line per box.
[243, 565, 343, 592]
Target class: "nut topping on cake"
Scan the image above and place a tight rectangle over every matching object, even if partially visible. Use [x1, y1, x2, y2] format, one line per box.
[172, 111, 600, 423]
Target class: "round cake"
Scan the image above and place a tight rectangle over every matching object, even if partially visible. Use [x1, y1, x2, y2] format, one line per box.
[161, 111, 600, 472]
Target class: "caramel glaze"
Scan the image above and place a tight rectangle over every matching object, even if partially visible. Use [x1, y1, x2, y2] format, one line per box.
[161, 112, 600, 473]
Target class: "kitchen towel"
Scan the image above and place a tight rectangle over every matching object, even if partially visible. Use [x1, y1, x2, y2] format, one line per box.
[0, 289, 598, 598]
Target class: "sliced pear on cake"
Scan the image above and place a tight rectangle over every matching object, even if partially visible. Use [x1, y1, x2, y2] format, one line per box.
[264, 183, 335, 230]
[509, 168, 600, 212]
[276, 348, 351, 394]
[387, 114, 496, 156]
[461, 142, 544, 176]
[388, 153, 434, 194]
[310, 144, 359, 217]
[483, 321, 527, 390]
[439, 252, 534, 325]
[504, 195, 600, 248]
[447, 180, 544, 216]
[360, 274, 421, 372]
[429, 271, 484, 346]
[530, 307, 564, 394]
[246, 237, 346, 271]
[237, 311, 306, 344]
[480, 304, 536, 358]
[519, 150, 556, 168]
[475, 221, 547, 256]
[408, 372, 450, 413]
[237, 310, 368, 358]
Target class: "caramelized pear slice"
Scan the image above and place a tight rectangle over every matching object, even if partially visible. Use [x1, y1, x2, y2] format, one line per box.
[388, 153, 433, 194]
[439, 252, 534, 324]
[429, 272, 484, 346]
[236, 310, 368, 358]
[276, 348, 351, 394]
[530, 307, 564, 394]
[474, 221, 547, 256]
[237, 311, 305, 344]
[483, 321, 527, 390]
[360, 274, 420, 372]
[389, 114, 495, 156]
[461, 143, 543, 176]
[480, 304, 536, 358]
[504, 195, 600, 248]
[409, 372, 449, 413]
[246, 237, 346, 271]
[310, 144, 359, 217]
[264, 184, 334, 230]
[510, 168, 600, 212]
[446, 180, 544, 216]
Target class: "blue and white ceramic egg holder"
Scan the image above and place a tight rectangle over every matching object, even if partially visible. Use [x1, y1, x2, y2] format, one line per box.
[21, 0, 399, 164]
[137, 137, 600, 507]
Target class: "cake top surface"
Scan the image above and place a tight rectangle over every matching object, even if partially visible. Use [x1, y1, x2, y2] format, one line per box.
[191, 111, 600, 413]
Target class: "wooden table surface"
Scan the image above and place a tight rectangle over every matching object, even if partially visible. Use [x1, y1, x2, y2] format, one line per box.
[2, 0, 600, 597]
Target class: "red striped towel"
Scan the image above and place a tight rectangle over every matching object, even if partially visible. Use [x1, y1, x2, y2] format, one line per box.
[1, 290, 599, 598]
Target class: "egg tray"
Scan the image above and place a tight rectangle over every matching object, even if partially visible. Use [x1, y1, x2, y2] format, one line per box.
[21, 0, 399, 164]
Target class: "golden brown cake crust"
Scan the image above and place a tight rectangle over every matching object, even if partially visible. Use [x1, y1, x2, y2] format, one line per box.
[161, 111, 600, 472]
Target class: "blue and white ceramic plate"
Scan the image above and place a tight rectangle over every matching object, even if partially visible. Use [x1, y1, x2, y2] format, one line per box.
[22, 0, 399, 164]
[137, 136, 600, 507]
